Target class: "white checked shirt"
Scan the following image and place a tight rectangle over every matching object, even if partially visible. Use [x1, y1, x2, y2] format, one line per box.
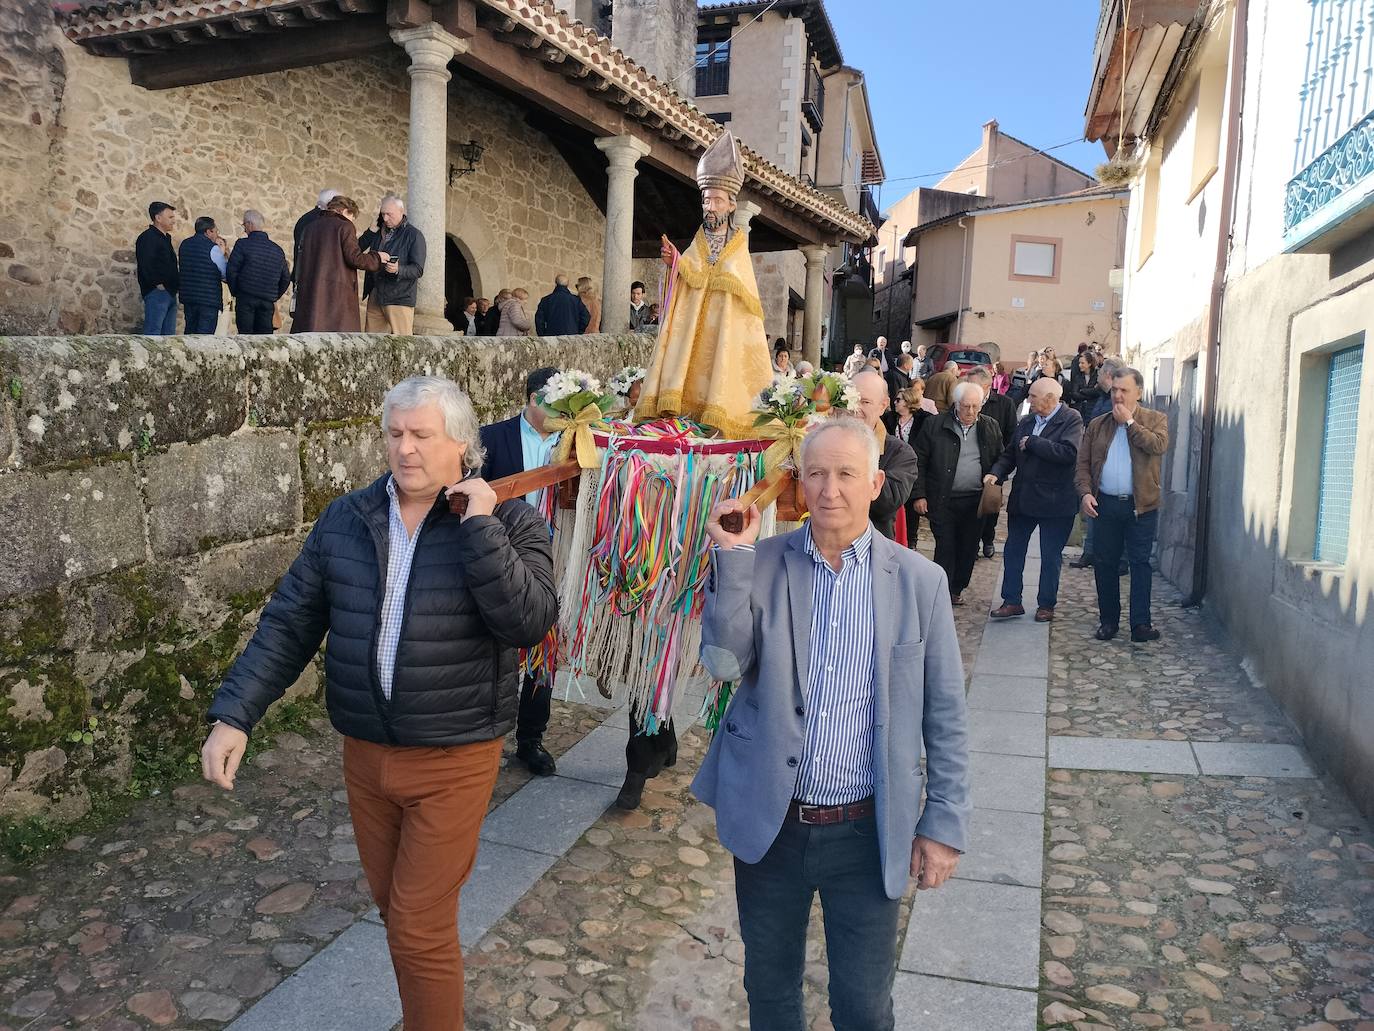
[376, 477, 425, 701]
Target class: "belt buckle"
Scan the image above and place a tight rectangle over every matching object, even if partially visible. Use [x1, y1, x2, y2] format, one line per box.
[797, 805, 822, 826]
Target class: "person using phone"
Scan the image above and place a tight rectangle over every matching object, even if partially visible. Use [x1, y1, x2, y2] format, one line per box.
[358, 194, 425, 335]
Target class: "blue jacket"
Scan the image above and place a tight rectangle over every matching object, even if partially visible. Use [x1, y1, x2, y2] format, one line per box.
[479, 415, 525, 481]
[177, 233, 223, 310]
[206, 474, 557, 746]
[534, 285, 590, 336]
[989, 404, 1085, 519]
[692, 529, 971, 901]
[226, 231, 290, 303]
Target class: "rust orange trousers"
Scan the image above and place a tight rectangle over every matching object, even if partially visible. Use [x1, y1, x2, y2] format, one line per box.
[343, 735, 504, 1030]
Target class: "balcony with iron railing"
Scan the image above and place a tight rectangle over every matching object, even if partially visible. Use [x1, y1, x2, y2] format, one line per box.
[1283, 0, 1374, 252]
[802, 64, 825, 132]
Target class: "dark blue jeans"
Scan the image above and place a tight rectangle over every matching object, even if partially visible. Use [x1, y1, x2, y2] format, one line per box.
[235, 296, 276, 334]
[733, 812, 900, 1031]
[182, 304, 219, 334]
[1093, 495, 1159, 628]
[142, 288, 177, 335]
[1000, 513, 1075, 609]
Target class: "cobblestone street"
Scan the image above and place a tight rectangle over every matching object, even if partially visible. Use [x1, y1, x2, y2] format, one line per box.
[3, 541, 1372, 1031]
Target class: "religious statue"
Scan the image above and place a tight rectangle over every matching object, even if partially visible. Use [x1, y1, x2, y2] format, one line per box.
[633, 131, 774, 439]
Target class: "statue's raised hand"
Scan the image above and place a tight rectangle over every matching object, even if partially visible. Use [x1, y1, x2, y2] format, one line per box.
[660, 234, 679, 267]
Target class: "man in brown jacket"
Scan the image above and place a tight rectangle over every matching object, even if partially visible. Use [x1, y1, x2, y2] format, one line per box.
[924, 358, 960, 414]
[291, 195, 386, 332]
[1074, 367, 1169, 643]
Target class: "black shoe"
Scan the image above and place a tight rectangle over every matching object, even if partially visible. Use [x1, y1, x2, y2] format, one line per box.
[615, 772, 647, 810]
[515, 739, 557, 776]
[1094, 624, 1118, 641]
[1131, 624, 1161, 643]
[983, 543, 995, 559]
[1069, 553, 1093, 569]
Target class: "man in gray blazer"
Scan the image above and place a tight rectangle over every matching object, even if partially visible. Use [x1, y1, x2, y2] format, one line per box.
[693, 417, 971, 1031]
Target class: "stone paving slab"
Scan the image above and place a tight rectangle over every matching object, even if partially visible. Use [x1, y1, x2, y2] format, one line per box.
[550, 721, 631, 788]
[1191, 740, 1318, 778]
[900, 878, 1041, 989]
[967, 673, 1048, 713]
[478, 775, 621, 857]
[227, 920, 398, 1031]
[956, 808, 1045, 888]
[461, 840, 561, 945]
[1049, 735, 1200, 774]
[968, 751, 1046, 814]
[967, 708, 1046, 758]
[892, 972, 1037, 1030]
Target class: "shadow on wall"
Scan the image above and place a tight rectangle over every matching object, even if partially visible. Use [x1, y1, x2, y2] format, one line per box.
[1198, 404, 1374, 821]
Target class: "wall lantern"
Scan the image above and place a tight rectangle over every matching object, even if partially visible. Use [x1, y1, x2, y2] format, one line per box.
[448, 140, 485, 185]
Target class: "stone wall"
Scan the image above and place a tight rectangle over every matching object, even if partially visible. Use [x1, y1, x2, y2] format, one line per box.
[0, 0, 607, 335]
[0, 332, 650, 826]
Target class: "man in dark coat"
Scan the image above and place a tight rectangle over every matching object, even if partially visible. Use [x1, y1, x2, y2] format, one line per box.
[479, 366, 563, 776]
[177, 215, 228, 334]
[359, 195, 426, 335]
[135, 201, 179, 335]
[967, 366, 1016, 558]
[226, 210, 290, 334]
[986, 377, 1085, 622]
[291, 196, 385, 333]
[202, 376, 556, 1028]
[912, 381, 1004, 605]
[853, 370, 919, 541]
[476, 296, 501, 336]
[534, 274, 591, 336]
[292, 188, 338, 284]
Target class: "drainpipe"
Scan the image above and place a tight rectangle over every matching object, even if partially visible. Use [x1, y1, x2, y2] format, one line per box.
[953, 217, 969, 343]
[1184, 0, 1248, 608]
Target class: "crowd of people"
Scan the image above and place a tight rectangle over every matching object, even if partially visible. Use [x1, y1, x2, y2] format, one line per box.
[809, 336, 1169, 644]
[132, 189, 663, 337]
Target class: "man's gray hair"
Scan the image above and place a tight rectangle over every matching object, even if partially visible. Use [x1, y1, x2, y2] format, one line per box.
[382, 376, 486, 472]
[243, 209, 265, 230]
[555, 273, 569, 287]
[800, 417, 880, 476]
[1031, 376, 1064, 399]
[1113, 366, 1146, 391]
[380, 193, 405, 211]
[951, 380, 983, 406]
[317, 188, 340, 209]
[964, 365, 991, 383]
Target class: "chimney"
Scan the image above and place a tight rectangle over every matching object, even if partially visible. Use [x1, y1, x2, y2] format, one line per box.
[611, 0, 698, 100]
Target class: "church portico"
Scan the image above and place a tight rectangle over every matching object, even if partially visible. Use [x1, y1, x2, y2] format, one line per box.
[4, 0, 870, 337]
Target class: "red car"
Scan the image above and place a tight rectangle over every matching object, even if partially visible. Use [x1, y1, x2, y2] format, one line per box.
[928, 344, 997, 375]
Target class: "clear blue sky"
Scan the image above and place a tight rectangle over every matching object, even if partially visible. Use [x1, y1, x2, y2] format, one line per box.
[825, 1, 1108, 213]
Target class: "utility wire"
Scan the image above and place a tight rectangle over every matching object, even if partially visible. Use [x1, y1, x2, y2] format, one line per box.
[669, 0, 781, 88]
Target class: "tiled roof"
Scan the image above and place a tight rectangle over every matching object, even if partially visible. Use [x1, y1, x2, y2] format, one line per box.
[52, 0, 874, 242]
[698, 0, 842, 70]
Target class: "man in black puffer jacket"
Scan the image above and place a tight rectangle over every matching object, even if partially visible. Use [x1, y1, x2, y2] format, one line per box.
[225, 209, 290, 334]
[201, 376, 556, 1028]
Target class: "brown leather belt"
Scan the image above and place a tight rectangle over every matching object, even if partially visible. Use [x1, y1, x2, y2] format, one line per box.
[787, 797, 875, 826]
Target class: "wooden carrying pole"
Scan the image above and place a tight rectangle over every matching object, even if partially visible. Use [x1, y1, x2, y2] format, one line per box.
[447, 458, 582, 516]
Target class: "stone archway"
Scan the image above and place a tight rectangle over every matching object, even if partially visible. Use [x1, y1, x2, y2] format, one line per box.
[445, 194, 507, 301]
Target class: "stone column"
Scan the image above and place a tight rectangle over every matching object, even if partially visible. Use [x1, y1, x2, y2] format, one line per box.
[392, 24, 469, 334]
[734, 198, 762, 234]
[594, 134, 652, 334]
[801, 244, 827, 367]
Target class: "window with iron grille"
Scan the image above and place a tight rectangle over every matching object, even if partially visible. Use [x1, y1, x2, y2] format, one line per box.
[695, 36, 731, 97]
[1314, 343, 1363, 563]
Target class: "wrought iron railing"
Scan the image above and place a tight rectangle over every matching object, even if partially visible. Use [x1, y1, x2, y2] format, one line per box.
[1284, 0, 1374, 243]
[802, 65, 825, 131]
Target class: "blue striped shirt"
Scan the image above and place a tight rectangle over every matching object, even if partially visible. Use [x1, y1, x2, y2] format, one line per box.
[795, 524, 877, 806]
[376, 477, 424, 701]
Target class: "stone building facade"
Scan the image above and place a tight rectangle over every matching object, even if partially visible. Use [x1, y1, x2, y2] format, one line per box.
[0, 0, 606, 336]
